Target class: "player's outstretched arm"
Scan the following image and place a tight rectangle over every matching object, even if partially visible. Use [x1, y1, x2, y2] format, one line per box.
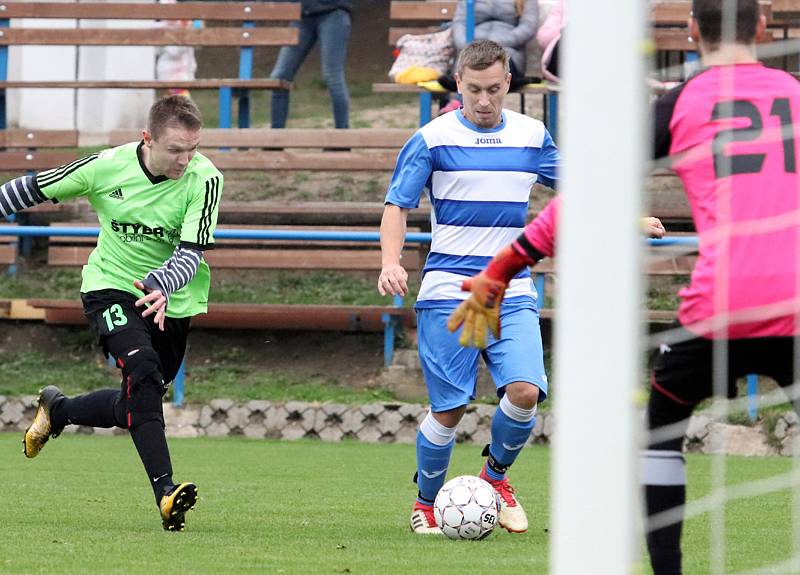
[135, 246, 203, 331]
[449, 197, 668, 348]
[0, 175, 48, 217]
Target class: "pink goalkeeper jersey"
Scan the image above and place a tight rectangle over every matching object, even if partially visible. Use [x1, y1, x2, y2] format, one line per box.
[655, 63, 800, 338]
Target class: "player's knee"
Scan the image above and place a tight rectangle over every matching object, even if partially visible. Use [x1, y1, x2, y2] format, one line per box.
[431, 405, 466, 428]
[504, 382, 540, 410]
[119, 348, 166, 428]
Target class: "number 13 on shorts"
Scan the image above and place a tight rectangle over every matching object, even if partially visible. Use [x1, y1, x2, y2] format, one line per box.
[102, 304, 129, 332]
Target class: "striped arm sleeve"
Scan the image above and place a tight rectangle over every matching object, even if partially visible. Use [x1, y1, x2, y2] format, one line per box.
[141, 246, 203, 300]
[0, 175, 47, 217]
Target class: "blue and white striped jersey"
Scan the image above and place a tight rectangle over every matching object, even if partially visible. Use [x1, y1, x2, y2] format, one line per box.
[385, 108, 559, 308]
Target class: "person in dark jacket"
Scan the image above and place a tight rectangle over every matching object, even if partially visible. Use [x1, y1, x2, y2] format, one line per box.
[269, 0, 352, 128]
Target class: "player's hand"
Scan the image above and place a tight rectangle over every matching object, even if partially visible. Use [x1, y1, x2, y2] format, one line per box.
[378, 263, 408, 296]
[642, 216, 666, 238]
[447, 271, 508, 349]
[134, 279, 167, 332]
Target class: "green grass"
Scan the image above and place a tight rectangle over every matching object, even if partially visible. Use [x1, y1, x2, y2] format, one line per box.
[680, 454, 795, 574]
[0, 349, 395, 404]
[0, 267, 83, 300]
[0, 434, 796, 574]
[177, 366, 395, 404]
[0, 435, 549, 575]
[210, 271, 419, 307]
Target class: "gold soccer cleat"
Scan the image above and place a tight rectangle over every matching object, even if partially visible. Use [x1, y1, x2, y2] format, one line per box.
[23, 385, 65, 459]
[480, 465, 528, 533]
[160, 482, 198, 532]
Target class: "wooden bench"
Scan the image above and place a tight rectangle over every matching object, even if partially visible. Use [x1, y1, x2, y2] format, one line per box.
[109, 128, 414, 172]
[376, 1, 775, 124]
[382, 1, 774, 65]
[0, 222, 16, 268]
[534, 238, 698, 324]
[45, 221, 421, 272]
[0, 129, 78, 171]
[215, 200, 433, 231]
[0, 1, 302, 128]
[38, 219, 423, 367]
[652, 1, 774, 80]
[111, 126, 693, 231]
[374, 1, 552, 126]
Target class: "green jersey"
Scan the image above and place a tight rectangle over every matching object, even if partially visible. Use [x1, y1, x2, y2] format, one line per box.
[37, 141, 222, 318]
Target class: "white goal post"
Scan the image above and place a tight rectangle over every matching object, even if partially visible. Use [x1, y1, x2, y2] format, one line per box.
[550, 0, 648, 573]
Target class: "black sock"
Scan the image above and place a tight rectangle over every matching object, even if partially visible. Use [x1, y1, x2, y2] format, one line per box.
[129, 420, 174, 504]
[645, 484, 685, 575]
[53, 389, 123, 431]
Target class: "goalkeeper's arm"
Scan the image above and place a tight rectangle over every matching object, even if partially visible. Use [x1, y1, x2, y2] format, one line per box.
[480, 194, 562, 290]
[446, 197, 559, 347]
[0, 175, 47, 217]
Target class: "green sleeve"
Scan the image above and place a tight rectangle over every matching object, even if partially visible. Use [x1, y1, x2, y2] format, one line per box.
[35, 153, 100, 202]
[180, 173, 222, 249]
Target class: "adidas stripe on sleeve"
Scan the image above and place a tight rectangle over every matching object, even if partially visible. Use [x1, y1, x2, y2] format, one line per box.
[36, 153, 100, 202]
[0, 175, 47, 217]
[142, 245, 203, 300]
[180, 175, 222, 250]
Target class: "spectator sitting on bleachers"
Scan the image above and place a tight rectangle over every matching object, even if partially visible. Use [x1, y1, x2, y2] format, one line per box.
[438, 0, 540, 114]
[537, 0, 564, 83]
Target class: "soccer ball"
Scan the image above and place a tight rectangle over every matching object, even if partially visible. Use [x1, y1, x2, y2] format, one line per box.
[433, 475, 500, 540]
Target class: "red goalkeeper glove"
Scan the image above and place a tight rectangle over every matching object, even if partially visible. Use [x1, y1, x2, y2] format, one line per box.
[447, 244, 533, 349]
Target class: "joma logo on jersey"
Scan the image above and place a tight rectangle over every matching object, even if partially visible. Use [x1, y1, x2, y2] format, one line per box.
[110, 219, 165, 238]
[475, 137, 502, 145]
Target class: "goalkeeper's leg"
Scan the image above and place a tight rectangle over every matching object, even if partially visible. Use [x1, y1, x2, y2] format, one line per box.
[643, 332, 717, 575]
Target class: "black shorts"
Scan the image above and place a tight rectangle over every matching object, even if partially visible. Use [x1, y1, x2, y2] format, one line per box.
[81, 289, 190, 384]
[652, 323, 799, 407]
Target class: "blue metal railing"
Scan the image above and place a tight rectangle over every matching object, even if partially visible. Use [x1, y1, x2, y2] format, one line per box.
[0, 225, 432, 406]
[0, 226, 758, 420]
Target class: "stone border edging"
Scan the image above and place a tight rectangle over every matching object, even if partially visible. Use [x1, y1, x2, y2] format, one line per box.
[1, 395, 797, 456]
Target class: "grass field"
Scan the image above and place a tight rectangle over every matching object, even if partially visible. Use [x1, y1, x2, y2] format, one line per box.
[0, 433, 796, 575]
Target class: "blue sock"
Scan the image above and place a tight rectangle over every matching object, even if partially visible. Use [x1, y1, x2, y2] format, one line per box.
[415, 412, 456, 504]
[486, 395, 536, 481]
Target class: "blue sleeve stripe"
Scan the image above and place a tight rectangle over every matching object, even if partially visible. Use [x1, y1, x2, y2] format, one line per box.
[433, 198, 528, 228]
[430, 146, 544, 173]
[385, 132, 432, 208]
[425, 252, 531, 279]
[537, 129, 560, 184]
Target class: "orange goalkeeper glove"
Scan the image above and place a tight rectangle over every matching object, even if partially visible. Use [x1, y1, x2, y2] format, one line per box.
[447, 244, 533, 349]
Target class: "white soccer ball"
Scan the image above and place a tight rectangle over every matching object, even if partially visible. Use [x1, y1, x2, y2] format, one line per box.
[433, 475, 500, 540]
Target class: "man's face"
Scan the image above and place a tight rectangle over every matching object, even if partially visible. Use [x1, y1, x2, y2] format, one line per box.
[455, 61, 511, 129]
[143, 124, 200, 180]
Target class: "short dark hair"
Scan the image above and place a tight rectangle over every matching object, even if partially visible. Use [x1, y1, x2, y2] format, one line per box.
[456, 39, 510, 76]
[147, 95, 203, 140]
[692, 0, 760, 47]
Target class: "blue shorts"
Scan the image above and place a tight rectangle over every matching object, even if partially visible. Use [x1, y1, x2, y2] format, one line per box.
[417, 301, 548, 412]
